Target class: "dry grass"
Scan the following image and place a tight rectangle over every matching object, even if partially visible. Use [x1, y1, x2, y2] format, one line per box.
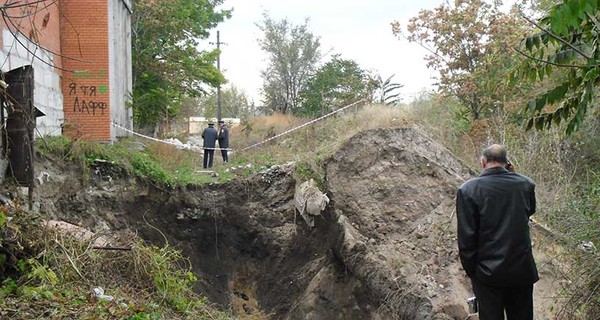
[228, 104, 412, 169]
[0, 208, 233, 320]
[405, 94, 600, 319]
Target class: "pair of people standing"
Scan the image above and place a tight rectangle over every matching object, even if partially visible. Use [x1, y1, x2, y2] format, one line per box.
[201, 120, 229, 169]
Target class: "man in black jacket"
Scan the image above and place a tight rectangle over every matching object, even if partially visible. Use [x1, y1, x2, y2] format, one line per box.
[201, 122, 217, 169]
[456, 144, 538, 320]
[217, 120, 229, 163]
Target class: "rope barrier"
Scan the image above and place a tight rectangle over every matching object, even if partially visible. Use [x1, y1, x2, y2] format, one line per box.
[111, 99, 366, 154]
[237, 99, 365, 152]
[111, 122, 233, 151]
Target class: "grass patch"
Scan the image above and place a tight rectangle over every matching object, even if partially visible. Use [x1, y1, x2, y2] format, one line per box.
[36, 104, 412, 187]
[35, 136, 233, 187]
[229, 104, 411, 173]
[0, 208, 233, 319]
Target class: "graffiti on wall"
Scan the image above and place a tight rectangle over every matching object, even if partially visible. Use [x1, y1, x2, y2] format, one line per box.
[69, 70, 108, 115]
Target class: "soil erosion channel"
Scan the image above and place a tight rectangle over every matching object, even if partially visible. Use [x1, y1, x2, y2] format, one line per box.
[37, 127, 561, 319]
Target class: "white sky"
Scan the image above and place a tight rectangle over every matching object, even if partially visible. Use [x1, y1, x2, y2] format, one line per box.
[201, 0, 449, 104]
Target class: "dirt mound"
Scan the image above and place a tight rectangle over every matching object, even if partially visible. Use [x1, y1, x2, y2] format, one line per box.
[321, 127, 471, 319]
[30, 126, 561, 319]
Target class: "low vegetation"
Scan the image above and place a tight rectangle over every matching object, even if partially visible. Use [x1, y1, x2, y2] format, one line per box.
[410, 94, 600, 319]
[2, 103, 411, 319]
[0, 205, 231, 319]
[3, 98, 600, 318]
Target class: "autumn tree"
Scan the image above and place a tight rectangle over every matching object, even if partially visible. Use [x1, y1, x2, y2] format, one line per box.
[257, 13, 321, 114]
[131, 0, 231, 129]
[514, 0, 600, 134]
[393, 0, 529, 121]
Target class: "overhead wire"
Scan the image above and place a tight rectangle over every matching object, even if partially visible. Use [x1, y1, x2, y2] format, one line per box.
[2, 0, 56, 19]
[1, 6, 89, 66]
[2, 0, 51, 10]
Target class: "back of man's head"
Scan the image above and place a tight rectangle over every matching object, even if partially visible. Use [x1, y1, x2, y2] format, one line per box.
[483, 144, 508, 164]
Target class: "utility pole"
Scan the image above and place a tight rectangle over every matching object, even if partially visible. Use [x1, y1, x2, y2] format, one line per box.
[216, 30, 222, 122]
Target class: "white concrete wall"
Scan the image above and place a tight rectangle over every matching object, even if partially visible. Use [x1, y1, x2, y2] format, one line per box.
[189, 117, 241, 134]
[109, 0, 133, 139]
[1, 29, 64, 137]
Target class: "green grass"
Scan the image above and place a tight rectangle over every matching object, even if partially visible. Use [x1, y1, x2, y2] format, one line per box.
[0, 210, 234, 319]
[36, 136, 237, 187]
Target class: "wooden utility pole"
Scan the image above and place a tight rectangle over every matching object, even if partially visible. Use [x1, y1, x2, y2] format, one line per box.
[216, 30, 222, 121]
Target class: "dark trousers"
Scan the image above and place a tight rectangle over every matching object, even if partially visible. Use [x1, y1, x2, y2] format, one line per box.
[203, 149, 214, 168]
[220, 149, 228, 162]
[471, 278, 533, 320]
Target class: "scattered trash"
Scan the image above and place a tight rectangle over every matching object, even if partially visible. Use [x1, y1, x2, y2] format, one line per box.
[92, 287, 114, 302]
[294, 179, 329, 228]
[36, 171, 50, 185]
[579, 241, 596, 252]
[164, 138, 202, 152]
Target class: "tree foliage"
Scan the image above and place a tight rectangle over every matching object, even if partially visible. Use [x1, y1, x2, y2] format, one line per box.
[258, 13, 321, 114]
[200, 85, 250, 119]
[371, 74, 403, 106]
[131, 0, 231, 128]
[297, 56, 373, 117]
[393, 0, 528, 121]
[513, 0, 600, 135]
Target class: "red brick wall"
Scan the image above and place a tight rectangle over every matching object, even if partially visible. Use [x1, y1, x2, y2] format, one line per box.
[60, 0, 111, 141]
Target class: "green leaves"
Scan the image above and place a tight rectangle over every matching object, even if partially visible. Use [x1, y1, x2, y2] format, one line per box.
[297, 56, 371, 117]
[258, 13, 321, 114]
[375, 74, 404, 106]
[516, 0, 600, 135]
[131, 0, 231, 129]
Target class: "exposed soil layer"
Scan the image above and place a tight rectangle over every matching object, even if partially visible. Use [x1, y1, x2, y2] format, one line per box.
[31, 126, 562, 319]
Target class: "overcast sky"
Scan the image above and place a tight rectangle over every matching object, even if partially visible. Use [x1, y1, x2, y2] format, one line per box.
[202, 0, 449, 104]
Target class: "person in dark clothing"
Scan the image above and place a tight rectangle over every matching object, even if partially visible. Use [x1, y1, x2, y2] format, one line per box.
[217, 120, 229, 163]
[201, 122, 218, 169]
[456, 144, 538, 320]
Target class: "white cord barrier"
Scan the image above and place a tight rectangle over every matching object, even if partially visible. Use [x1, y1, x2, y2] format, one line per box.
[111, 122, 233, 151]
[237, 99, 365, 152]
[112, 99, 366, 154]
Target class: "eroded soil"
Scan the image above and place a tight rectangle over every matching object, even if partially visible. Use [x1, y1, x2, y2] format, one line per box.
[30, 126, 563, 319]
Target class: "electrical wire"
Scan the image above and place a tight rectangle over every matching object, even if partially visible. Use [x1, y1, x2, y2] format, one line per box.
[1, 0, 56, 19]
[1, 7, 89, 65]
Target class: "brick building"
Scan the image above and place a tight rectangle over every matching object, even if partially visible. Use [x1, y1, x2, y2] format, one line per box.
[0, 0, 133, 142]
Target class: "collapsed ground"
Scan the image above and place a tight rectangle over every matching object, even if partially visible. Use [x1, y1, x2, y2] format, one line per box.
[32, 126, 563, 319]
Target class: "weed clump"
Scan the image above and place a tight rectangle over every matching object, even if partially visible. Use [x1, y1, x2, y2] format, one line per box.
[0, 205, 230, 319]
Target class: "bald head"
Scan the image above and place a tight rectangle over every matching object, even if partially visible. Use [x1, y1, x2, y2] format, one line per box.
[481, 144, 508, 168]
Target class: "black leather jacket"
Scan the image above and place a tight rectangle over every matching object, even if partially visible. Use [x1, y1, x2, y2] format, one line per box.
[456, 166, 539, 287]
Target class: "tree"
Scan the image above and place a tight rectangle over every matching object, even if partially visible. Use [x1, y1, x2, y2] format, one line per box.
[200, 85, 250, 119]
[257, 13, 321, 114]
[393, 0, 529, 121]
[371, 74, 404, 106]
[513, 0, 600, 135]
[297, 56, 373, 117]
[131, 0, 231, 129]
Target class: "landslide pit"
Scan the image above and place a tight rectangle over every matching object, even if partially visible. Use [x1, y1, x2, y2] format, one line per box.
[33, 126, 562, 319]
